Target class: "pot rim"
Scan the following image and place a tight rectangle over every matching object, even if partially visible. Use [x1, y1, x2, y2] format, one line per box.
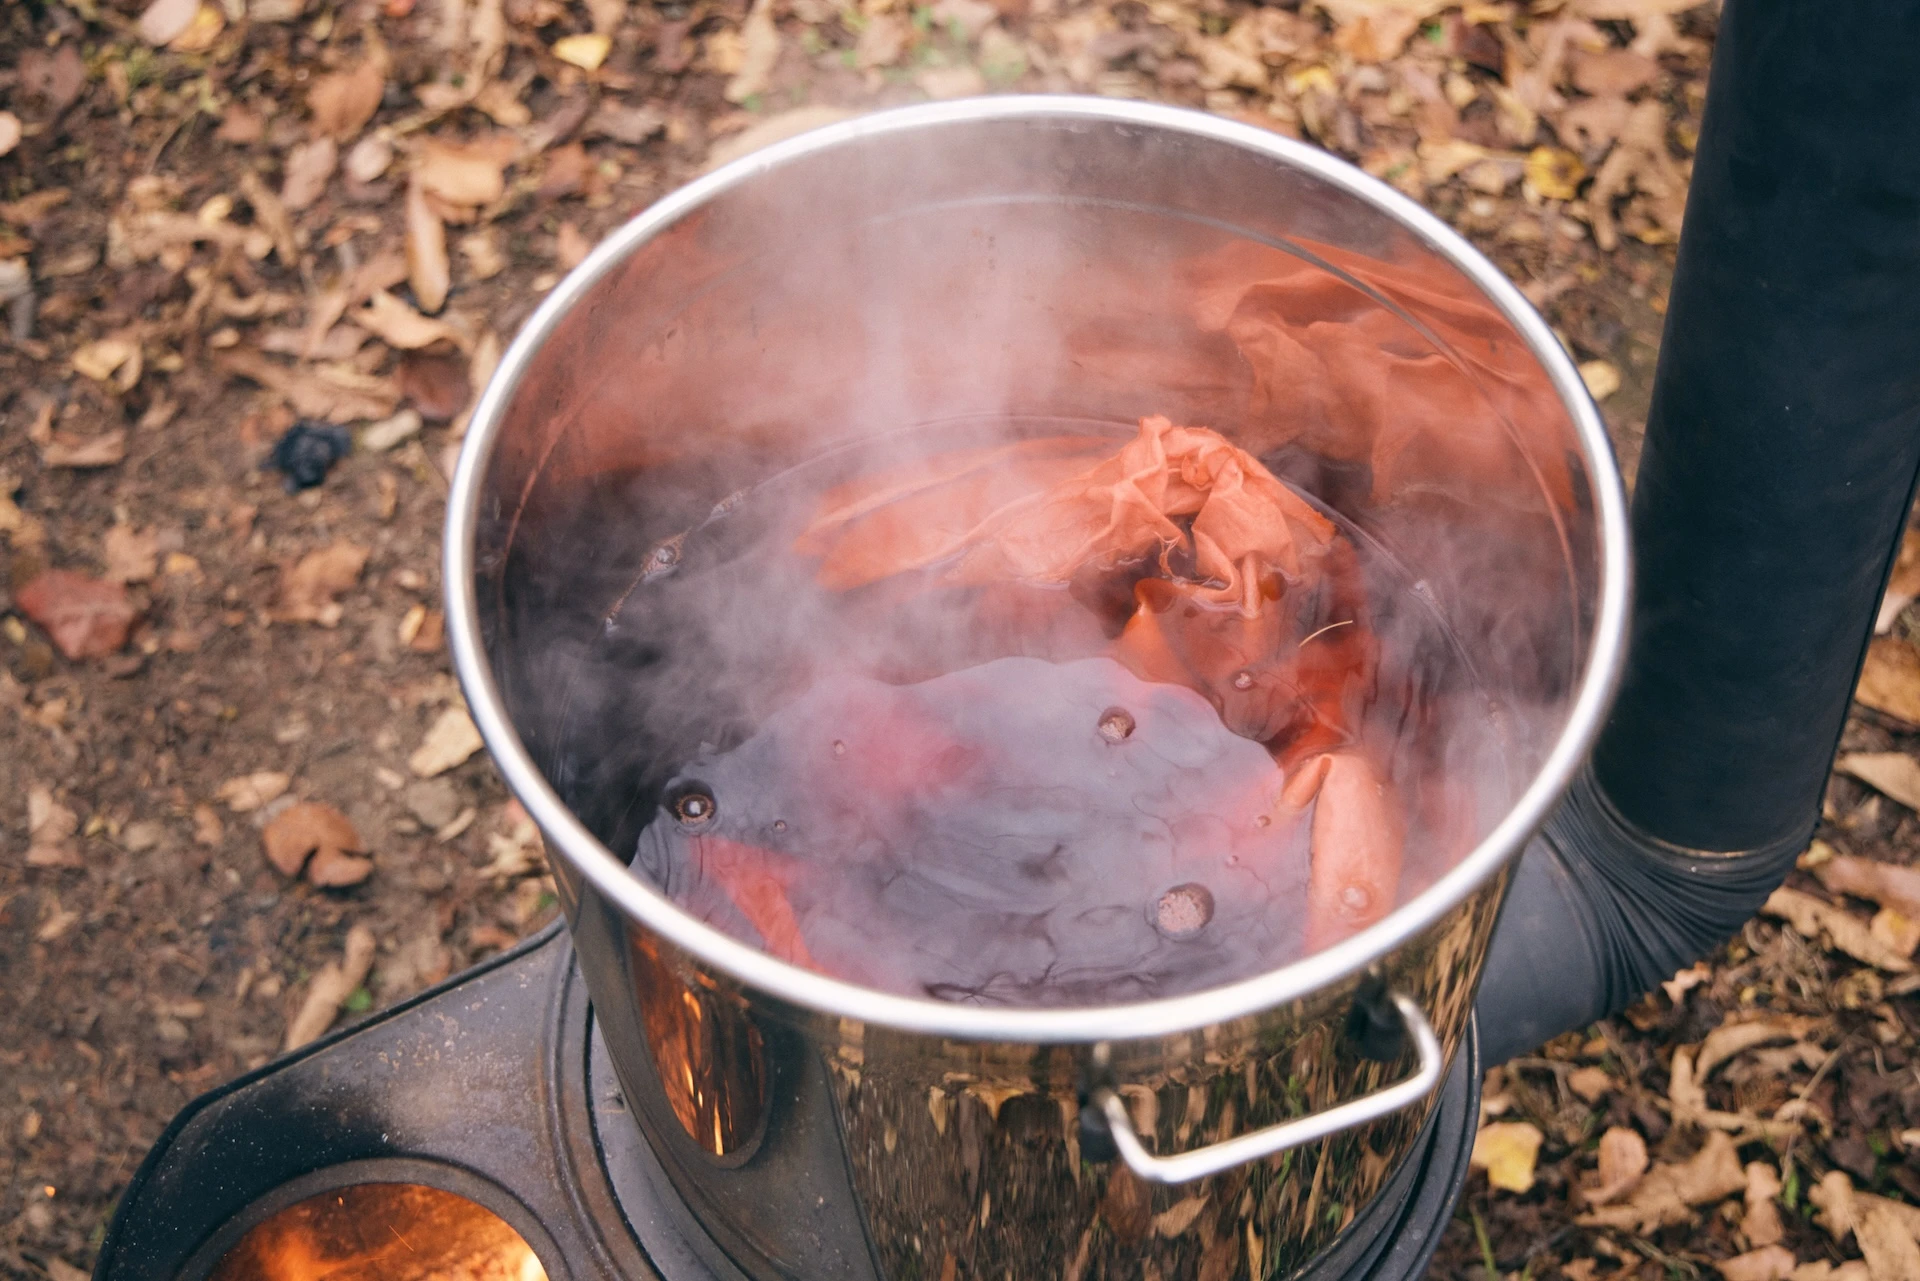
[444, 94, 1631, 1044]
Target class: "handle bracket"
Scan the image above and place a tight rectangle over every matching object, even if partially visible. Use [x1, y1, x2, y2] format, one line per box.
[1093, 993, 1443, 1185]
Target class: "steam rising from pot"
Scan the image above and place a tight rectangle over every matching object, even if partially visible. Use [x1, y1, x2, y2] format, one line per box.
[482, 127, 1587, 1003]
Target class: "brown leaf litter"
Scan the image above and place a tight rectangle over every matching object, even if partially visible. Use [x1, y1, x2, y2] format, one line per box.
[262, 802, 373, 888]
[273, 541, 371, 628]
[283, 924, 378, 1051]
[16, 570, 139, 660]
[1578, 1131, 1747, 1232]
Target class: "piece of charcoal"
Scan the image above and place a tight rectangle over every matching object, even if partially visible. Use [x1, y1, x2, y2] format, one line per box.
[268, 421, 353, 492]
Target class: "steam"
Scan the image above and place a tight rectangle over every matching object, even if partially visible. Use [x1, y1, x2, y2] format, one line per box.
[489, 142, 1585, 1003]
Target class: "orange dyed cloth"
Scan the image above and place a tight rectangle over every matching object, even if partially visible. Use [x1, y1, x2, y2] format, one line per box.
[797, 415, 1373, 761]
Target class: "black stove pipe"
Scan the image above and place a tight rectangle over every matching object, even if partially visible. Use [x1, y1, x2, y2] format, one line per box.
[1475, 0, 1920, 1065]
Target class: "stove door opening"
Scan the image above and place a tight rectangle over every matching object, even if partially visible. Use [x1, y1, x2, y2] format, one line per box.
[206, 1182, 548, 1281]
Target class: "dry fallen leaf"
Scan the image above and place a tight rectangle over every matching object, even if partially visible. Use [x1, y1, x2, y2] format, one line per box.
[280, 137, 338, 212]
[354, 289, 467, 350]
[1856, 638, 1920, 723]
[1763, 887, 1912, 973]
[553, 32, 613, 70]
[42, 428, 129, 469]
[1859, 1204, 1920, 1281]
[1871, 907, 1920, 959]
[414, 140, 510, 208]
[1568, 1065, 1613, 1103]
[0, 112, 21, 159]
[72, 335, 140, 384]
[1716, 1247, 1797, 1281]
[284, 924, 377, 1050]
[1578, 1131, 1747, 1233]
[17, 570, 139, 660]
[263, 801, 372, 886]
[103, 524, 160, 584]
[410, 705, 485, 777]
[1471, 1120, 1544, 1193]
[308, 48, 388, 141]
[169, 5, 224, 52]
[139, 0, 198, 45]
[26, 785, 82, 868]
[238, 170, 299, 266]
[1743, 1162, 1785, 1248]
[1587, 99, 1688, 251]
[220, 350, 399, 422]
[1696, 1017, 1814, 1080]
[1525, 146, 1587, 201]
[1814, 852, 1920, 918]
[1583, 1126, 1648, 1205]
[192, 804, 225, 847]
[278, 541, 370, 626]
[1663, 961, 1712, 1002]
[216, 771, 292, 813]
[725, 0, 781, 103]
[405, 175, 451, 314]
[555, 221, 591, 270]
[1579, 359, 1621, 402]
[345, 134, 394, 184]
[1840, 752, 1920, 813]
[1811, 1169, 1857, 1242]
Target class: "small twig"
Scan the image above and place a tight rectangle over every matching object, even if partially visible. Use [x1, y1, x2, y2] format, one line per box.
[1298, 618, 1354, 647]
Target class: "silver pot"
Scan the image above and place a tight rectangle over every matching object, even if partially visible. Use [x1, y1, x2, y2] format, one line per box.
[446, 97, 1628, 1281]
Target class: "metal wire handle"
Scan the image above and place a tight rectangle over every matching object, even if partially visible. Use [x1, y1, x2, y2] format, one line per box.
[1093, 993, 1444, 1185]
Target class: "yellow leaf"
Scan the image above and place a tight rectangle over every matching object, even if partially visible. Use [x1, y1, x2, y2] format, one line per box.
[168, 3, 225, 51]
[552, 32, 612, 70]
[1579, 359, 1622, 402]
[72, 337, 139, 383]
[1471, 1120, 1543, 1193]
[1525, 146, 1587, 201]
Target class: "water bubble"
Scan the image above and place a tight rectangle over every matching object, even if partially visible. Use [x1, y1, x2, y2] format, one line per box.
[1339, 885, 1375, 915]
[672, 787, 716, 827]
[1232, 671, 1254, 691]
[1155, 883, 1215, 938]
[1254, 814, 1271, 829]
[832, 740, 847, 757]
[773, 820, 788, 833]
[1096, 707, 1135, 743]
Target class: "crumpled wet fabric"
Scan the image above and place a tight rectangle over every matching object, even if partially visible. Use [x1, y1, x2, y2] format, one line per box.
[632, 416, 1407, 998]
[799, 415, 1372, 761]
[1183, 239, 1574, 508]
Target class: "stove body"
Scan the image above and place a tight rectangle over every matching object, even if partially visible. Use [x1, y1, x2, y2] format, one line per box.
[94, 925, 1478, 1281]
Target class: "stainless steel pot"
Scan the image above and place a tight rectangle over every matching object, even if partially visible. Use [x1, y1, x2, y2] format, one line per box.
[446, 97, 1629, 1281]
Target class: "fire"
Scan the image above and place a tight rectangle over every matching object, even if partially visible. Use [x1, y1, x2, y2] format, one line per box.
[210, 1182, 549, 1281]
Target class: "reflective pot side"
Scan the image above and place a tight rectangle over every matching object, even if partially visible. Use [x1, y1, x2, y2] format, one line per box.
[449, 100, 1626, 1281]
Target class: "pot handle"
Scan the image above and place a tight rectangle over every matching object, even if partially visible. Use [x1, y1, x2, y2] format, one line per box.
[1092, 993, 1443, 1185]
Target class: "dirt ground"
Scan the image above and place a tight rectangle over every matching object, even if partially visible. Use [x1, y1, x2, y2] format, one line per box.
[5, 0, 1920, 1278]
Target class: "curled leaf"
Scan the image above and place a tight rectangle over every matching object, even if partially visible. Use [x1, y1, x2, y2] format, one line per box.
[263, 801, 371, 885]
[17, 570, 139, 660]
[405, 175, 451, 314]
[308, 46, 389, 141]
[277, 541, 370, 626]
[354, 289, 468, 350]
